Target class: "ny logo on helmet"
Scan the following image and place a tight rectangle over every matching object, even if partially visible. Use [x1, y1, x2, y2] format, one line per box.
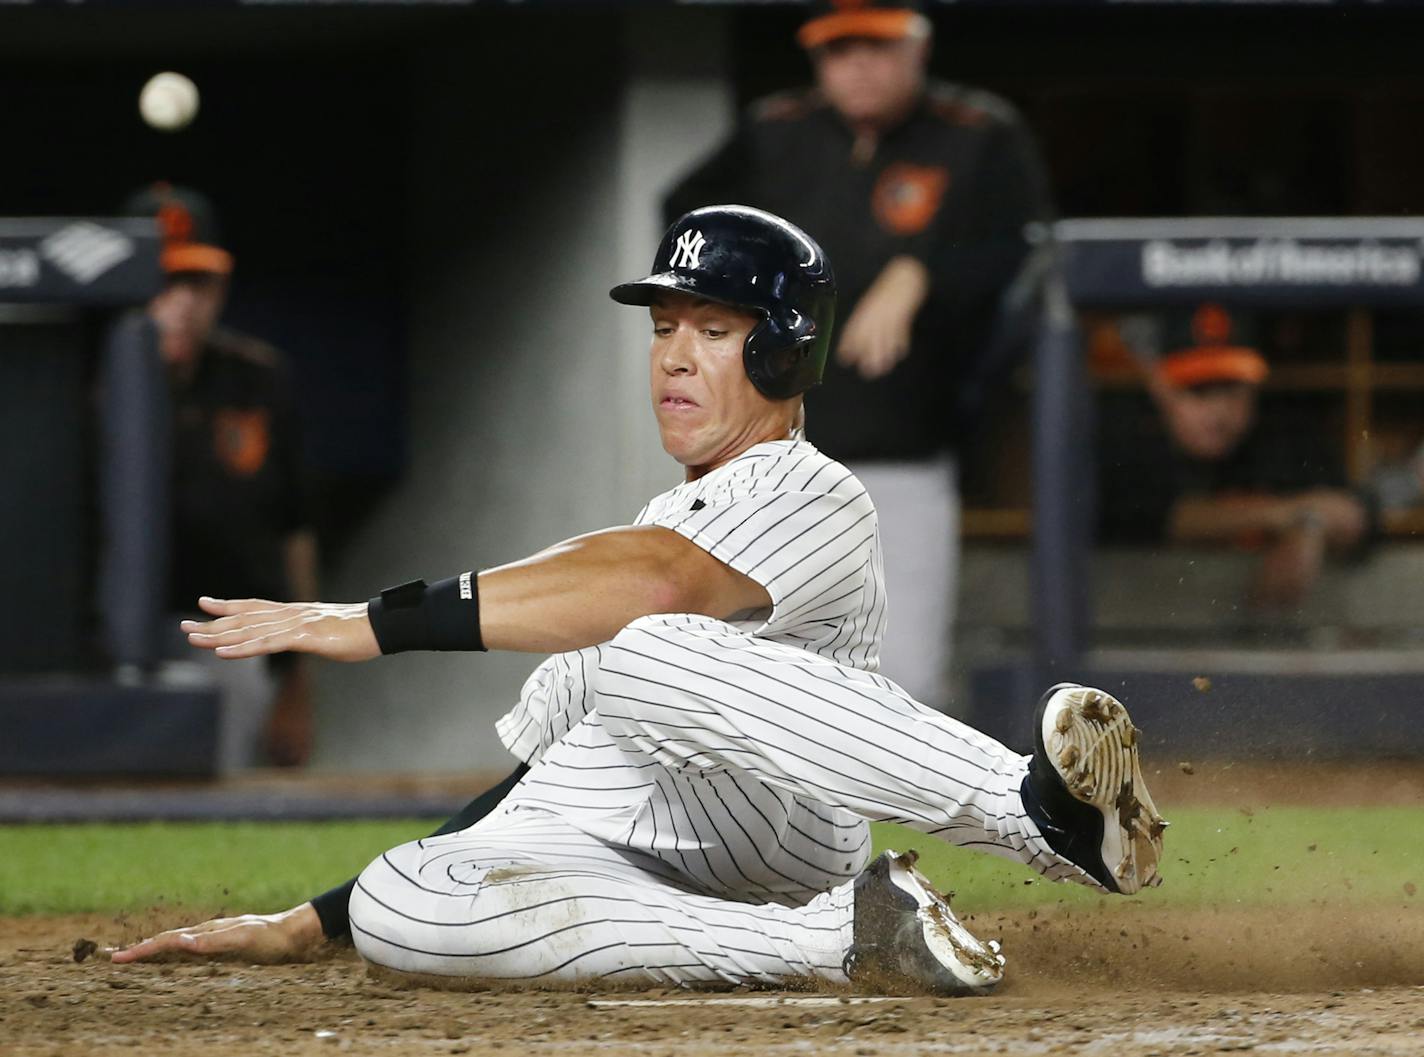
[670, 229, 706, 270]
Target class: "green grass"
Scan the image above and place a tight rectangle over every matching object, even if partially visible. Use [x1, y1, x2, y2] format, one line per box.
[2, 807, 1420, 916]
[877, 806, 1424, 913]
[0, 819, 436, 916]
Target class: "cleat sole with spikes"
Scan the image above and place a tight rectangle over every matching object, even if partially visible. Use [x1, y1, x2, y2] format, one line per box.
[1029, 684, 1168, 895]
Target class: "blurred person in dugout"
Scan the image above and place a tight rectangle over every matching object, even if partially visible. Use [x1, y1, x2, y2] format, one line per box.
[100, 183, 317, 768]
[1097, 303, 1378, 610]
[664, 0, 1053, 709]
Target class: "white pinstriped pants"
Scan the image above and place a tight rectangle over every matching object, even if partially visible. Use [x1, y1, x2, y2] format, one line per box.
[349, 615, 1085, 987]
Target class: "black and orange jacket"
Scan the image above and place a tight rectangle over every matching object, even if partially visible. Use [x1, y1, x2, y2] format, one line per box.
[665, 81, 1053, 461]
[169, 328, 309, 611]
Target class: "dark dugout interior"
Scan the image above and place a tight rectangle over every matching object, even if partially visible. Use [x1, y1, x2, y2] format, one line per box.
[4, 2, 1424, 677]
[7, 2, 1423, 504]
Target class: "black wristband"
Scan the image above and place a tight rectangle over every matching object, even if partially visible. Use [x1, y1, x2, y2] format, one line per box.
[310, 878, 357, 942]
[367, 572, 486, 654]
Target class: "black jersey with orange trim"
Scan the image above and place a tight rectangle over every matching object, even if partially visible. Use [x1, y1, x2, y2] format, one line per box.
[169, 327, 309, 611]
[665, 80, 1053, 461]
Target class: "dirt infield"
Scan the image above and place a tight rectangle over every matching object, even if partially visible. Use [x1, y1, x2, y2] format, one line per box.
[4, 903, 1421, 1056]
[4, 762, 1421, 1055]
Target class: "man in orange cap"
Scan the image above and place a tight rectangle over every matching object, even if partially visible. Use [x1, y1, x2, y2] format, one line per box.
[665, 0, 1052, 712]
[105, 183, 318, 766]
[1101, 304, 1375, 608]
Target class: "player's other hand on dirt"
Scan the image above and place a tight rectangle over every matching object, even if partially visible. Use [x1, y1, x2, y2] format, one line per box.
[182, 597, 380, 662]
[109, 904, 324, 965]
[835, 255, 929, 380]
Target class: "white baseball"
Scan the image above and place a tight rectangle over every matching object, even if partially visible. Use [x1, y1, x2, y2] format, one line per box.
[139, 72, 200, 132]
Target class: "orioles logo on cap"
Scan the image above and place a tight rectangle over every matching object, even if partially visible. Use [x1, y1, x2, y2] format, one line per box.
[872, 163, 950, 236]
[156, 202, 195, 245]
[1191, 303, 1234, 346]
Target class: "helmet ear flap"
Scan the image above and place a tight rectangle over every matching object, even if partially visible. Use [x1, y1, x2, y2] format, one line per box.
[743, 316, 781, 399]
[744, 312, 816, 400]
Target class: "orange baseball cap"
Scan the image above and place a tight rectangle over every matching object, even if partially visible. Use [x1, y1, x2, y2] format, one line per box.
[124, 182, 234, 276]
[798, 0, 931, 51]
[1157, 304, 1268, 388]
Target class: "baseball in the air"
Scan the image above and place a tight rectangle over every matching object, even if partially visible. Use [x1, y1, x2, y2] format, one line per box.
[139, 72, 200, 132]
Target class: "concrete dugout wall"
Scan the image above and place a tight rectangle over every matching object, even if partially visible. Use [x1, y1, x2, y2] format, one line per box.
[314, 11, 734, 771]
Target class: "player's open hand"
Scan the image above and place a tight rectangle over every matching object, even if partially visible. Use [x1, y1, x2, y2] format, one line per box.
[108, 905, 324, 964]
[182, 597, 380, 662]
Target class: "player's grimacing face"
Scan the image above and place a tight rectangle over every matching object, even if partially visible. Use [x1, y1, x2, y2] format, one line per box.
[649, 295, 791, 479]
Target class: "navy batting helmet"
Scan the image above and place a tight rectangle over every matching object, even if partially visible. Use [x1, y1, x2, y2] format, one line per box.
[610, 205, 837, 400]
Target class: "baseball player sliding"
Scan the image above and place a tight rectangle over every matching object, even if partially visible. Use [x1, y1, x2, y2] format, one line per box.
[113, 206, 1165, 993]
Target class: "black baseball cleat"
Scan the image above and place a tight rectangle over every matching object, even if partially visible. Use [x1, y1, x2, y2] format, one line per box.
[843, 850, 1005, 995]
[1022, 683, 1168, 894]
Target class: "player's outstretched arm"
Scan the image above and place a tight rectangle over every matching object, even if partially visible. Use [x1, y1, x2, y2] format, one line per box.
[476, 525, 769, 653]
[184, 525, 769, 660]
[108, 903, 324, 964]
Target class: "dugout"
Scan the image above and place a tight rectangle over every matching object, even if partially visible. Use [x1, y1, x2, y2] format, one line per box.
[967, 217, 1424, 759]
[0, 217, 224, 776]
[5, 1, 1424, 772]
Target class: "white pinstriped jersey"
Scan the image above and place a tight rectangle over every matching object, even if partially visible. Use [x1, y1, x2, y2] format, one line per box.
[496, 439, 887, 766]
